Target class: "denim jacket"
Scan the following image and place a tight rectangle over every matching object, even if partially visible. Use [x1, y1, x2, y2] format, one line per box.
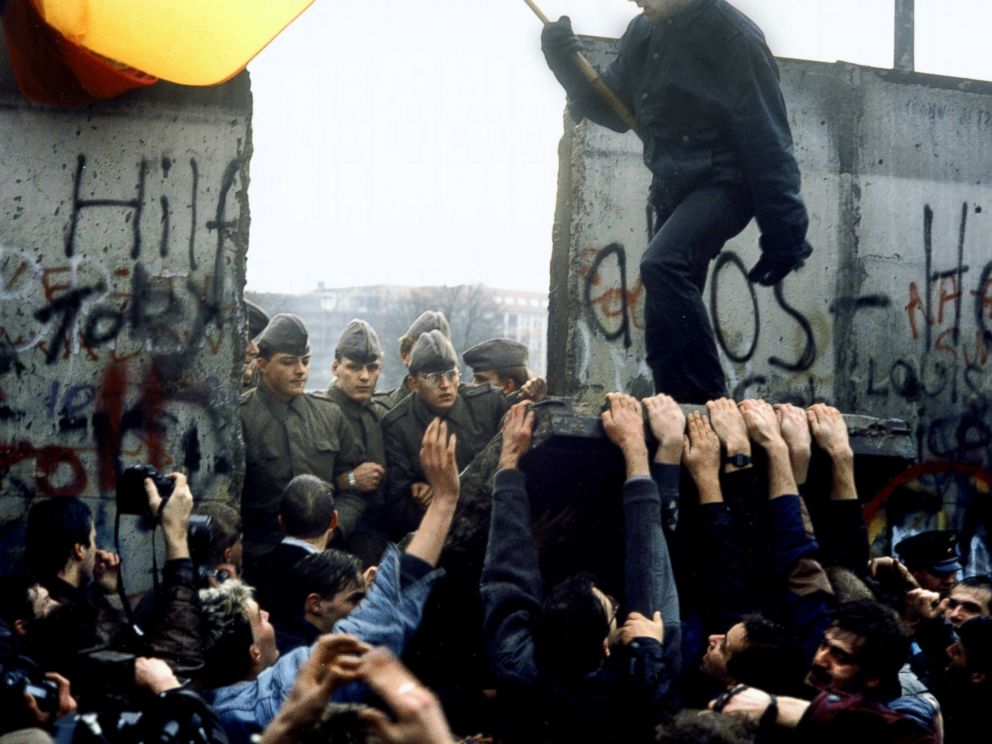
[209, 544, 442, 742]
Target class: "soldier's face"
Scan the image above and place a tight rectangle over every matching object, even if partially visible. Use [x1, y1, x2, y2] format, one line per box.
[411, 368, 460, 414]
[333, 357, 382, 403]
[258, 352, 310, 401]
[472, 369, 511, 393]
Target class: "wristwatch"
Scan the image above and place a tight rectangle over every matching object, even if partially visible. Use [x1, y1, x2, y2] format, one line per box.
[347, 471, 358, 490]
[723, 452, 752, 468]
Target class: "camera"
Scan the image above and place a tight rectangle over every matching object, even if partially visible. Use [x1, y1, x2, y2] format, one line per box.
[0, 655, 59, 734]
[116, 464, 174, 518]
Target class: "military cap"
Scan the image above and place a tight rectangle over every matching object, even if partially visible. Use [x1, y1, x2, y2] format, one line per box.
[462, 338, 529, 372]
[245, 300, 270, 340]
[335, 319, 382, 364]
[895, 529, 962, 574]
[256, 313, 309, 356]
[401, 311, 451, 343]
[409, 329, 458, 375]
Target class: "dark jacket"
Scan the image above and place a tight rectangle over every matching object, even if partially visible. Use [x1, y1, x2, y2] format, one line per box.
[480, 469, 680, 743]
[381, 383, 507, 538]
[252, 540, 315, 622]
[549, 0, 808, 255]
[240, 382, 364, 545]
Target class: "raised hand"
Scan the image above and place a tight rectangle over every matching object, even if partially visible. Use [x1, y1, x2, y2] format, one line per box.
[419, 418, 458, 507]
[499, 401, 535, 471]
[774, 403, 811, 484]
[643, 394, 685, 464]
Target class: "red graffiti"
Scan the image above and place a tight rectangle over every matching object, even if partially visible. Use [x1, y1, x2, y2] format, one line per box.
[864, 459, 992, 526]
[0, 441, 87, 497]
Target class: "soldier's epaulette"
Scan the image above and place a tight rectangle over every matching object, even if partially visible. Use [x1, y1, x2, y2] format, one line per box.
[307, 389, 333, 402]
[381, 402, 409, 425]
[462, 382, 496, 398]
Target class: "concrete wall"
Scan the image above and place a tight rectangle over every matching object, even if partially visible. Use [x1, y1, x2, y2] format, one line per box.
[550, 43, 992, 566]
[0, 37, 251, 588]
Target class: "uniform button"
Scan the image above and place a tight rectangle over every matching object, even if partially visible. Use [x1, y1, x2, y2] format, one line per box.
[642, 93, 649, 100]
[682, 135, 690, 143]
[653, 53, 660, 60]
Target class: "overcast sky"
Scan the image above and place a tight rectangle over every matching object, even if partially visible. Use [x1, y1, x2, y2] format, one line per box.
[245, 0, 992, 294]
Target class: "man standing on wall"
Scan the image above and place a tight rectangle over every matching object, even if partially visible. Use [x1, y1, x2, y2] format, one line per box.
[541, 0, 812, 403]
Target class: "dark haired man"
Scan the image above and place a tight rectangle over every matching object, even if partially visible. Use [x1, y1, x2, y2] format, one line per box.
[944, 575, 992, 628]
[714, 600, 939, 742]
[382, 329, 507, 538]
[314, 319, 390, 565]
[273, 548, 366, 653]
[24, 497, 123, 650]
[540, 0, 811, 402]
[254, 474, 338, 620]
[0, 574, 58, 655]
[482, 395, 683, 743]
[240, 313, 363, 577]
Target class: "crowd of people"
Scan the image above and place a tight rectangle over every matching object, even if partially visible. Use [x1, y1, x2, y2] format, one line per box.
[1, 306, 988, 744]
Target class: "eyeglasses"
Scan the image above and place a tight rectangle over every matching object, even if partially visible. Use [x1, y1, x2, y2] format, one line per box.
[418, 369, 460, 388]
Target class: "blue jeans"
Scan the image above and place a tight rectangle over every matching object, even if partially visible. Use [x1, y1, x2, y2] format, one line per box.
[640, 183, 753, 403]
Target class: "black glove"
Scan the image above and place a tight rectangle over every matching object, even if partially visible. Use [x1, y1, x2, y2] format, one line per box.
[541, 16, 582, 62]
[747, 240, 813, 286]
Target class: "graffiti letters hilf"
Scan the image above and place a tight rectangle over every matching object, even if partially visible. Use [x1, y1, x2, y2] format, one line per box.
[0, 153, 245, 502]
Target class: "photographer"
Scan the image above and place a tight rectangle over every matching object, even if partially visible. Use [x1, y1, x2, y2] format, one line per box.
[190, 502, 243, 587]
[25, 497, 128, 669]
[0, 574, 76, 740]
[138, 472, 205, 676]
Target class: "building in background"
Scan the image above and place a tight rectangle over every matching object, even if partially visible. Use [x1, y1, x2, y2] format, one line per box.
[245, 284, 548, 391]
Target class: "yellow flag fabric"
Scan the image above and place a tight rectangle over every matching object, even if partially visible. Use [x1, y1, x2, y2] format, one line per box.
[33, 0, 315, 85]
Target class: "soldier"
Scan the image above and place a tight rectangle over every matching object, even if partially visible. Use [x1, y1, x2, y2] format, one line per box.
[381, 330, 507, 539]
[239, 313, 363, 579]
[312, 319, 389, 565]
[895, 529, 963, 598]
[462, 337, 531, 395]
[371, 310, 452, 415]
[242, 299, 269, 391]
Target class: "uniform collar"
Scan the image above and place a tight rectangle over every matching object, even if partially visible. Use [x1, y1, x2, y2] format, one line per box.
[326, 383, 366, 415]
[255, 379, 301, 418]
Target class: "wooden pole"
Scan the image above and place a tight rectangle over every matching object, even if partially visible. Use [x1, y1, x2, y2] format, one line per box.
[523, 0, 644, 140]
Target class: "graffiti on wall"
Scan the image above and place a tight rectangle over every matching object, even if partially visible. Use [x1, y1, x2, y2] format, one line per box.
[0, 154, 245, 508]
[573, 200, 991, 570]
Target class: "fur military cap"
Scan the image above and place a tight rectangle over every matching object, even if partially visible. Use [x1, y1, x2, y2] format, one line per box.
[401, 311, 451, 344]
[335, 319, 382, 364]
[245, 300, 270, 340]
[256, 313, 309, 356]
[895, 529, 962, 574]
[462, 338, 528, 371]
[409, 329, 458, 375]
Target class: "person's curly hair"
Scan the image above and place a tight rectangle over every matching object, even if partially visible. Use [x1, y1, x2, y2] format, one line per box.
[199, 579, 256, 688]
